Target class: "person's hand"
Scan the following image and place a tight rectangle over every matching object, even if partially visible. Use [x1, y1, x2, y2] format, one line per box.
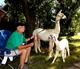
[30, 42, 34, 47]
[31, 35, 34, 39]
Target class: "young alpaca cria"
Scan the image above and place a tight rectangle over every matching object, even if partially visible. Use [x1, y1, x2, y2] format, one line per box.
[49, 35, 70, 64]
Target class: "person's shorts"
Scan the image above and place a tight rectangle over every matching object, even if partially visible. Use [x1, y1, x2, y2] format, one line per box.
[4, 49, 19, 57]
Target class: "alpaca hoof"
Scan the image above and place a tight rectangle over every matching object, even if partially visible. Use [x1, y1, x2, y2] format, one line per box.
[63, 60, 65, 62]
[35, 51, 38, 54]
[68, 55, 70, 56]
[49, 55, 52, 58]
[51, 61, 54, 64]
[64, 56, 66, 58]
[41, 52, 45, 54]
[39, 51, 42, 53]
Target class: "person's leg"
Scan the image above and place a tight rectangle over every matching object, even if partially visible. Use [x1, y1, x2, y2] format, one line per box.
[18, 49, 27, 68]
[18, 47, 32, 68]
[24, 47, 31, 63]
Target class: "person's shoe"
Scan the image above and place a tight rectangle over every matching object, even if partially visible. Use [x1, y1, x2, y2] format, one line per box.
[18, 66, 29, 69]
[25, 60, 33, 65]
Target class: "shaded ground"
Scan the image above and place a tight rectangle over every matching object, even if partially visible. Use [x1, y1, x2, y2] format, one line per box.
[63, 62, 80, 69]
[1, 52, 80, 69]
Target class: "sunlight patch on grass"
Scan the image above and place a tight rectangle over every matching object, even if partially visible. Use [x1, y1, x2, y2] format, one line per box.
[60, 36, 67, 39]
[71, 55, 79, 60]
[70, 42, 80, 47]
[60, 35, 80, 39]
[48, 66, 56, 69]
[46, 56, 52, 60]
[75, 49, 80, 53]
[71, 35, 80, 39]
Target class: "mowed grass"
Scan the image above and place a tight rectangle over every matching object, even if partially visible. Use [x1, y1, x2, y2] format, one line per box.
[2, 35, 80, 69]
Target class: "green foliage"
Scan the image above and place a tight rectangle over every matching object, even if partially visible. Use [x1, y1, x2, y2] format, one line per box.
[28, 0, 80, 35]
[68, 8, 80, 35]
[28, 0, 55, 28]
[5, 0, 80, 35]
[72, 0, 76, 3]
[5, 0, 26, 24]
[56, 0, 80, 36]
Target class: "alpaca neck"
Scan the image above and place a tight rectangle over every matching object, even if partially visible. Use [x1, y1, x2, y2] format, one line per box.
[54, 39, 59, 46]
[54, 17, 61, 34]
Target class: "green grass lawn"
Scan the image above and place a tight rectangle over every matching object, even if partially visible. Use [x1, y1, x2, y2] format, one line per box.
[2, 35, 80, 69]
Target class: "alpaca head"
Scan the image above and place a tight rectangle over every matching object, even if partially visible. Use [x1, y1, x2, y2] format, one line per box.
[57, 10, 66, 19]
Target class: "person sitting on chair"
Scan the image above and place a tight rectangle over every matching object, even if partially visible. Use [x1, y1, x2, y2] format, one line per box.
[5, 23, 34, 69]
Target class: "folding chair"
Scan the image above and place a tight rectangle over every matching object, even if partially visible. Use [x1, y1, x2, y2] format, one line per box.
[0, 30, 19, 69]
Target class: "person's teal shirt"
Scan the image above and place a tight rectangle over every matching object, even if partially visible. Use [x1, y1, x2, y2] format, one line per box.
[6, 31, 26, 49]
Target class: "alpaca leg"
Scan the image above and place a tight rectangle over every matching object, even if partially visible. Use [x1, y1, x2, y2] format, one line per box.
[61, 50, 65, 62]
[37, 38, 42, 52]
[68, 47, 70, 56]
[49, 49, 53, 58]
[66, 45, 70, 56]
[52, 50, 59, 64]
[34, 39, 38, 53]
[34, 35, 39, 53]
[49, 40, 54, 58]
[64, 49, 66, 58]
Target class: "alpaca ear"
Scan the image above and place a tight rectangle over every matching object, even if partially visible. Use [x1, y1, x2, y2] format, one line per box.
[59, 10, 62, 13]
[57, 10, 62, 14]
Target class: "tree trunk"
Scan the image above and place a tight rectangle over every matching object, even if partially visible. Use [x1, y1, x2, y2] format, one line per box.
[20, 0, 35, 37]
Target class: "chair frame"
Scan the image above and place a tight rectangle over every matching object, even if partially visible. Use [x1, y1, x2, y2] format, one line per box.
[0, 49, 20, 69]
[0, 30, 19, 69]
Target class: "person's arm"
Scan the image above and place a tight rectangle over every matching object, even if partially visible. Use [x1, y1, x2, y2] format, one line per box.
[26, 35, 34, 42]
[26, 38, 31, 42]
[18, 42, 34, 50]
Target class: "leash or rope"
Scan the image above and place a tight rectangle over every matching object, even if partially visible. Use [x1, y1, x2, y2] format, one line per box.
[38, 29, 44, 34]
[40, 46, 50, 54]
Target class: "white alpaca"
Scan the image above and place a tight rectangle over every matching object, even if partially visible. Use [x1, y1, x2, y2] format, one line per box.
[33, 10, 66, 57]
[49, 35, 70, 63]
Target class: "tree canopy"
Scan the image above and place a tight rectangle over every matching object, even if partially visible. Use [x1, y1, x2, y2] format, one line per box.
[3, 0, 80, 36]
